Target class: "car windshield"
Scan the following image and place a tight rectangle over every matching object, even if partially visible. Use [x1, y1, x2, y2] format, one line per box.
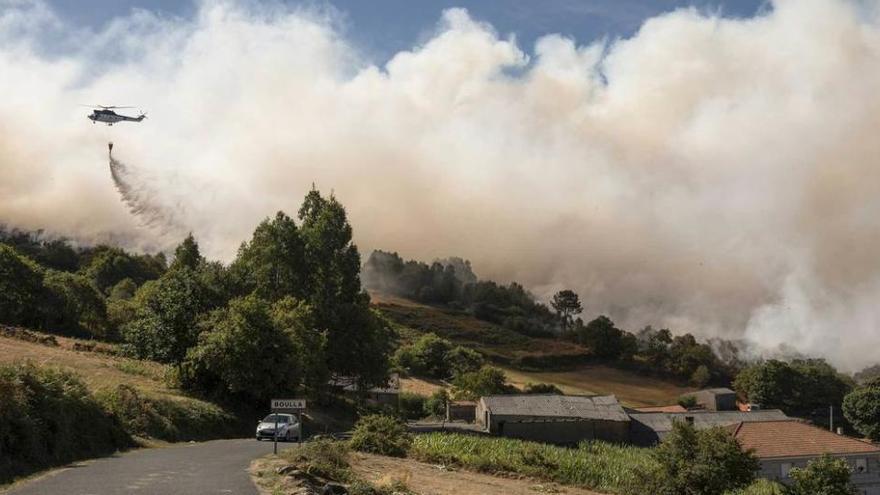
[261, 414, 290, 424]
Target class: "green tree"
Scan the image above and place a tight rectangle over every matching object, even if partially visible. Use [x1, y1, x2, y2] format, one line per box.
[170, 233, 203, 271]
[122, 267, 211, 365]
[446, 345, 484, 377]
[551, 290, 582, 333]
[451, 366, 510, 400]
[786, 455, 856, 495]
[576, 315, 626, 359]
[654, 421, 758, 495]
[297, 190, 393, 389]
[691, 365, 712, 388]
[180, 294, 301, 403]
[230, 211, 307, 301]
[843, 384, 880, 441]
[81, 247, 164, 293]
[423, 389, 449, 417]
[270, 297, 328, 398]
[0, 245, 44, 327]
[42, 271, 109, 338]
[734, 359, 851, 415]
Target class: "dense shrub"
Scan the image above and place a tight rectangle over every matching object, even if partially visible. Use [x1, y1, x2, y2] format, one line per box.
[0, 363, 131, 483]
[393, 333, 484, 380]
[95, 384, 237, 441]
[787, 455, 856, 495]
[653, 421, 759, 495]
[397, 392, 427, 420]
[42, 270, 110, 338]
[349, 415, 412, 457]
[843, 384, 880, 441]
[734, 359, 853, 416]
[0, 245, 44, 327]
[728, 479, 785, 495]
[423, 389, 449, 417]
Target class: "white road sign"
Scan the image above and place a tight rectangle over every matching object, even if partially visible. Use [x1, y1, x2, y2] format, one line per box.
[271, 398, 306, 411]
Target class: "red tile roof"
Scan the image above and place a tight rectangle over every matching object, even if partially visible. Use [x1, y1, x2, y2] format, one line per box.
[731, 420, 880, 459]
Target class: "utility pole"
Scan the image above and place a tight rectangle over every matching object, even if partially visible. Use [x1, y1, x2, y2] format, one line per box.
[830, 405, 834, 432]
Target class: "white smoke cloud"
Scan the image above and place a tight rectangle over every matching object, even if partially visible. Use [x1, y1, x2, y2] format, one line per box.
[1, 0, 879, 369]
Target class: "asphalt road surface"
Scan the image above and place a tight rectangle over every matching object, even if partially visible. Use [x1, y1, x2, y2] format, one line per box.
[5, 438, 289, 495]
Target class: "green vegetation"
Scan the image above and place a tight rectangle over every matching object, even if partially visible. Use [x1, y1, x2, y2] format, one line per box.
[843, 379, 880, 440]
[254, 439, 417, 495]
[393, 332, 483, 379]
[396, 392, 428, 420]
[451, 366, 514, 400]
[349, 415, 412, 457]
[96, 384, 237, 441]
[654, 421, 759, 495]
[410, 432, 658, 495]
[734, 359, 853, 417]
[522, 382, 564, 394]
[787, 455, 856, 495]
[730, 479, 785, 495]
[0, 363, 132, 484]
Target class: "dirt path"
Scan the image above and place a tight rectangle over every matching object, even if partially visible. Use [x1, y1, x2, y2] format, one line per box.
[350, 453, 604, 495]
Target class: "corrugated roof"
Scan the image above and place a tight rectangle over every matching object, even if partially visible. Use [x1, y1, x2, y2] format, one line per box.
[693, 388, 735, 395]
[482, 394, 629, 422]
[629, 409, 790, 437]
[633, 405, 689, 413]
[732, 420, 880, 459]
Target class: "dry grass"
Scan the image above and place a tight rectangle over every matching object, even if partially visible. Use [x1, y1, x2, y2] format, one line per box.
[351, 452, 606, 495]
[0, 334, 171, 397]
[401, 376, 447, 396]
[501, 366, 695, 407]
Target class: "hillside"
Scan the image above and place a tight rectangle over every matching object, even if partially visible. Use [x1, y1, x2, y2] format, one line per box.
[0, 326, 244, 442]
[371, 294, 694, 407]
[372, 293, 590, 369]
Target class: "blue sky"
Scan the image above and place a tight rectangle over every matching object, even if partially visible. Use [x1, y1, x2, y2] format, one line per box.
[43, 0, 768, 61]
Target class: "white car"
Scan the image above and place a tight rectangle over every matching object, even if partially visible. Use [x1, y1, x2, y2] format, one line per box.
[256, 413, 300, 442]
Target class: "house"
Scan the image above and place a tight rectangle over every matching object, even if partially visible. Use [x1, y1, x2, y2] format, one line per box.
[731, 420, 880, 495]
[476, 394, 630, 444]
[687, 388, 738, 411]
[628, 409, 790, 446]
[330, 373, 400, 406]
[446, 400, 476, 422]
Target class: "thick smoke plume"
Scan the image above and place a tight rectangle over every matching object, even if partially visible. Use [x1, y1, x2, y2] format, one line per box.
[1, 0, 879, 369]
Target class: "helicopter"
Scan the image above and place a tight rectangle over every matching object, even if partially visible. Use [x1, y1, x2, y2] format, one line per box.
[83, 105, 147, 126]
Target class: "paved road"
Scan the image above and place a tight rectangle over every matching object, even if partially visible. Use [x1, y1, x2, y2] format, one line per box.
[5, 439, 291, 495]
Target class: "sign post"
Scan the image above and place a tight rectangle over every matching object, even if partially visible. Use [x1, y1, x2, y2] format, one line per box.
[270, 399, 307, 454]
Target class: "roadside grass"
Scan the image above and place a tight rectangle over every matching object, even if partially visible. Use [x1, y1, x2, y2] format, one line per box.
[0, 330, 249, 484]
[251, 439, 417, 495]
[501, 366, 695, 407]
[409, 432, 660, 495]
[0, 362, 133, 484]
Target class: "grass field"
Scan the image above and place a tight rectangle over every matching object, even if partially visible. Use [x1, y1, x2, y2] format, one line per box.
[501, 366, 695, 407]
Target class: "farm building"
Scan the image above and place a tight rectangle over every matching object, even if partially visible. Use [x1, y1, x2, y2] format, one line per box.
[686, 388, 737, 411]
[732, 420, 880, 495]
[446, 401, 476, 422]
[628, 409, 790, 446]
[476, 394, 630, 444]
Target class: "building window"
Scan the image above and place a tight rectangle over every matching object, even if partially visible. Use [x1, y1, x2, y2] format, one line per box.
[781, 463, 793, 478]
[854, 458, 868, 474]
